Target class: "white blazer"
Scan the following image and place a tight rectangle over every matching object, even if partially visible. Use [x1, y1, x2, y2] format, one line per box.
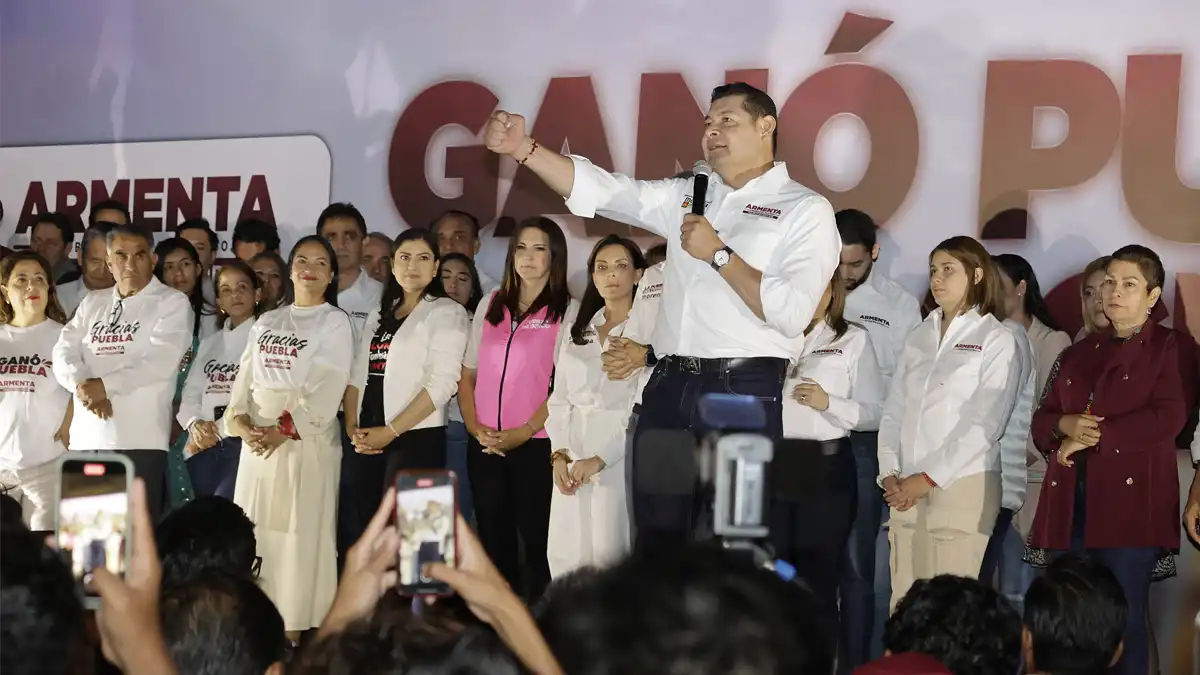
[352, 296, 469, 431]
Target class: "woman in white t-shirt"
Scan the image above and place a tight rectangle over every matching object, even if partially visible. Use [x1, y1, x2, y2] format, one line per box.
[224, 235, 355, 636]
[0, 252, 72, 530]
[178, 261, 263, 500]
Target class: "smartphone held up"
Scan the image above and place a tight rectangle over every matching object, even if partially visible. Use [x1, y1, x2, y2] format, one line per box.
[394, 470, 458, 596]
[54, 453, 133, 608]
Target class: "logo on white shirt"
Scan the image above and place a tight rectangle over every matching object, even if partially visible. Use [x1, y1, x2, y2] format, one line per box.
[640, 282, 663, 300]
[257, 330, 309, 370]
[742, 204, 782, 220]
[953, 343, 983, 353]
[202, 359, 239, 396]
[858, 314, 891, 327]
[812, 348, 844, 356]
[88, 320, 142, 355]
[0, 354, 52, 391]
[680, 196, 712, 211]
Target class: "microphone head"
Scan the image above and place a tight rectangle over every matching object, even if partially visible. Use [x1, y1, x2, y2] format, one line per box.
[692, 160, 712, 178]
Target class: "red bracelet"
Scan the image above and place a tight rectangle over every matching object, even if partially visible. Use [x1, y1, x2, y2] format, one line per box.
[922, 472, 938, 488]
[277, 411, 300, 441]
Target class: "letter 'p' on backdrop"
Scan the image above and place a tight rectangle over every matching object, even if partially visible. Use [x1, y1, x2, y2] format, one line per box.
[0, 0, 1197, 663]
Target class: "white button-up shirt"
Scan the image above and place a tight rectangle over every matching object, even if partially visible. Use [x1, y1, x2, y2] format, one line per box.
[782, 321, 885, 441]
[878, 307, 1022, 487]
[337, 268, 384, 341]
[998, 319, 1037, 512]
[564, 156, 840, 361]
[843, 271, 922, 419]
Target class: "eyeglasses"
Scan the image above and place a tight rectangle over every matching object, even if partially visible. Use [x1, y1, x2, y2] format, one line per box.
[252, 555, 262, 579]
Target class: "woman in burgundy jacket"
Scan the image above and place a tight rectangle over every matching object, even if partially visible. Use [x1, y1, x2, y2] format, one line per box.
[1026, 245, 1190, 675]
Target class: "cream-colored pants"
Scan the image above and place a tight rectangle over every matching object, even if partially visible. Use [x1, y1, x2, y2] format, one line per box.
[0, 459, 62, 531]
[888, 471, 1001, 611]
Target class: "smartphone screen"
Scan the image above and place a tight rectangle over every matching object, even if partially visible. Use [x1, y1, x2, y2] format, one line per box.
[395, 471, 457, 596]
[56, 457, 131, 597]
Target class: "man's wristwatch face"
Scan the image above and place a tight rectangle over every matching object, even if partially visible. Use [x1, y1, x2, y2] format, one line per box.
[711, 247, 732, 271]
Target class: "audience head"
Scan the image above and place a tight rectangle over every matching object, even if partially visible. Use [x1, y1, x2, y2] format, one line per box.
[363, 231, 393, 284]
[928, 236, 1005, 319]
[215, 261, 264, 329]
[156, 496, 258, 588]
[106, 222, 157, 295]
[993, 253, 1061, 330]
[0, 491, 24, 529]
[1079, 256, 1111, 335]
[486, 216, 569, 326]
[380, 228, 446, 318]
[89, 199, 131, 227]
[29, 212, 75, 271]
[439, 252, 484, 313]
[80, 222, 117, 291]
[644, 243, 667, 267]
[160, 571, 288, 675]
[249, 251, 289, 310]
[431, 209, 482, 258]
[706, 82, 778, 171]
[232, 218, 281, 261]
[537, 542, 835, 675]
[1023, 552, 1127, 675]
[883, 575, 1021, 675]
[836, 208, 879, 291]
[0, 529, 86, 675]
[1, 251, 67, 325]
[1103, 245, 1163, 329]
[572, 235, 646, 345]
[317, 203, 368, 279]
[177, 218, 219, 272]
[288, 234, 340, 307]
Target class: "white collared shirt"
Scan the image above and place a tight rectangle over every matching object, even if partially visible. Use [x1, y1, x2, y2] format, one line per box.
[843, 271, 922, 423]
[878, 307, 1022, 487]
[626, 262, 664, 406]
[55, 278, 92, 318]
[564, 156, 840, 361]
[337, 268, 384, 341]
[477, 268, 501, 295]
[177, 318, 256, 438]
[782, 321, 885, 441]
[998, 319, 1037, 511]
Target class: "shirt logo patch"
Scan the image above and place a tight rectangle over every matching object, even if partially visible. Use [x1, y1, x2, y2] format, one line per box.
[858, 314, 891, 327]
[812, 348, 843, 356]
[640, 282, 663, 300]
[680, 196, 712, 211]
[953, 343, 982, 353]
[742, 204, 782, 220]
[522, 319, 555, 330]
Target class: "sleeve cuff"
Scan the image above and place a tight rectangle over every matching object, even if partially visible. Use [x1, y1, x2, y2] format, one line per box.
[821, 396, 857, 430]
[563, 155, 599, 218]
[757, 274, 808, 339]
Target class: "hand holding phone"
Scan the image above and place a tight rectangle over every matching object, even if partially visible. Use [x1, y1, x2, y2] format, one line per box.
[55, 454, 133, 608]
[395, 471, 458, 596]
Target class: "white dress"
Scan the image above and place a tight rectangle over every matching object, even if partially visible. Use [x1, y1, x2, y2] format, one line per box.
[545, 303, 655, 577]
[225, 303, 354, 631]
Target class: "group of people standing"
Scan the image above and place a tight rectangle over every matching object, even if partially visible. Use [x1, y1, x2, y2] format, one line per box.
[1, 81, 1198, 675]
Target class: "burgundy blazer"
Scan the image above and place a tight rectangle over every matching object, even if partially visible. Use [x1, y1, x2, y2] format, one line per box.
[1028, 320, 1191, 550]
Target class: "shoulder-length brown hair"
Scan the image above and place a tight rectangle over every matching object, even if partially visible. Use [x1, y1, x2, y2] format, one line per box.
[485, 217, 570, 326]
[929, 236, 1005, 319]
[820, 267, 850, 340]
[0, 251, 68, 324]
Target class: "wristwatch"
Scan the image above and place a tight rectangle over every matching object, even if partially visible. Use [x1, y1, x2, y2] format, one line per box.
[710, 246, 734, 272]
[644, 344, 658, 367]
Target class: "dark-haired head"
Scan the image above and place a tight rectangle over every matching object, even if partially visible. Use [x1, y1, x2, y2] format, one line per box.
[431, 209, 482, 258]
[379, 228, 447, 328]
[214, 261, 265, 330]
[29, 212, 75, 271]
[571, 235, 645, 345]
[884, 575, 1021, 675]
[440, 252, 484, 313]
[836, 209, 879, 291]
[929, 236, 1006, 319]
[0, 251, 68, 324]
[1080, 256, 1112, 335]
[708, 82, 778, 159]
[157, 496, 258, 587]
[318, 203, 368, 281]
[89, 199, 131, 226]
[80, 222, 117, 291]
[177, 218, 218, 271]
[485, 217, 570, 326]
[1, 528, 86, 675]
[232, 218, 281, 261]
[249, 251, 290, 310]
[154, 238, 209, 337]
[1023, 552, 1127, 675]
[644, 243, 667, 267]
[288, 235, 340, 307]
[993, 253, 1062, 332]
[1104, 245, 1164, 331]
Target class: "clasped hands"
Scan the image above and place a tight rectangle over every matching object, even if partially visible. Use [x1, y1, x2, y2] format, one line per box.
[470, 423, 533, 456]
[552, 454, 606, 495]
[1055, 413, 1105, 467]
[230, 414, 287, 458]
[351, 425, 398, 455]
[77, 378, 113, 419]
[185, 420, 222, 457]
[882, 474, 934, 511]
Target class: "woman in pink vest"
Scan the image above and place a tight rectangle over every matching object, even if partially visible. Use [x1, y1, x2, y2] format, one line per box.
[459, 216, 574, 600]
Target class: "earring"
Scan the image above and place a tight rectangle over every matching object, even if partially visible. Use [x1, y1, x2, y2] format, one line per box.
[1146, 308, 1151, 315]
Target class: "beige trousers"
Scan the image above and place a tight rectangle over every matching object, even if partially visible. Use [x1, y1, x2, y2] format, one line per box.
[0, 459, 62, 531]
[888, 471, 1001, 611]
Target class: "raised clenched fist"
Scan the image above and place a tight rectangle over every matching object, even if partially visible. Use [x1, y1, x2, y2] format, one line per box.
[483, 110, 528, 156]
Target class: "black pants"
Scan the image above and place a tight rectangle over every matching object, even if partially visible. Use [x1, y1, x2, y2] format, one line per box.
[382, 426, 447, 490]
[115, 450, 167, 524]
[337, 419, 389, 569]
[631, 357, 787, 542]
[467, 436, 552, 602]
[769, 438, 857, 620]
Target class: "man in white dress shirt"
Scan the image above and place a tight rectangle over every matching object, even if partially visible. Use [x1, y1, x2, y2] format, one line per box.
[834, 208, 922, 670]
[483, 82, 841, 541]
[430, 210, 500, 293]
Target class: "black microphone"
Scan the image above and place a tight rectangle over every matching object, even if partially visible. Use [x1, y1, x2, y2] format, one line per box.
[691, 160, 712, 216]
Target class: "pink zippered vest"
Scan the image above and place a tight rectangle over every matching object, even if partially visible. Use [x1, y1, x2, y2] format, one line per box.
[474, 301, 561, 437]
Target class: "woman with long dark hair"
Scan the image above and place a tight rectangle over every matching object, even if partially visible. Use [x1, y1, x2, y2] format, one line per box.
[879, 236, 1023, 607]
[225, 234, 355, 636]
[546, 235, 650, 577]
[440, 252, 485, 313]
[459, 216, 574, 600]
[154, 237, 218, 506]
[177, 261, 264, 499]
[250, 250, 291, 311]
[0, 251, 71, 530]
[347, 228, 469, 493]
[439, 251, 486, 523]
